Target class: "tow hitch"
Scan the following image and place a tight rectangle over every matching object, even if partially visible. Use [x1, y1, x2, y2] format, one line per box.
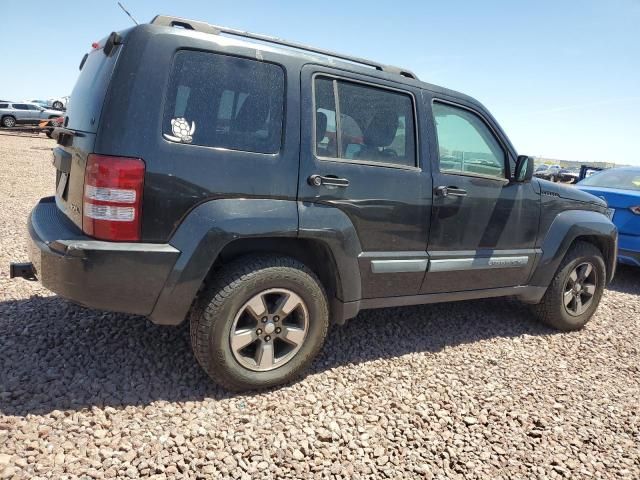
[9, 262, 36, 280]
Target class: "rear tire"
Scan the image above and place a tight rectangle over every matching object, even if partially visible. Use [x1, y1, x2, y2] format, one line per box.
[2, 116, 16, 128]
[190, 255, 329, 391]
[52, 101, 64, 110]
[532, 241, 605, 331]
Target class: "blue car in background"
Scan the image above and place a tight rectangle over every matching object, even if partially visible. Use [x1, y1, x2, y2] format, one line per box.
[577, 167, 640, 267]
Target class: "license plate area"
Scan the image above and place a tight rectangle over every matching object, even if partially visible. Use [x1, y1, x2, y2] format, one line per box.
[53, 147, 72, 201]
[53, 147, 72, 173]
[56, 172, 69, 200]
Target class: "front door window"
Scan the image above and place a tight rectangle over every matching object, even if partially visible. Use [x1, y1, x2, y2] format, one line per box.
[433, 102, 505, 179]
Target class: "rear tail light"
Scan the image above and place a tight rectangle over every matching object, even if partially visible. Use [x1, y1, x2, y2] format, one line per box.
[630, 206, 640, 215]
[83, 154, 145, 241]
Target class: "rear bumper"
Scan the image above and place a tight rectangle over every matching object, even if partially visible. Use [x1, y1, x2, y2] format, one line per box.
[25, 197, 180, 315]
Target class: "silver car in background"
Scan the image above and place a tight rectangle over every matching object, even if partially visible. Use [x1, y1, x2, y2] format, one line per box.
[0, 102, 63, 128]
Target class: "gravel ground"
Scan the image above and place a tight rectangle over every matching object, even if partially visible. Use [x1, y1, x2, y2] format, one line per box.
[0, 133, 639, 479]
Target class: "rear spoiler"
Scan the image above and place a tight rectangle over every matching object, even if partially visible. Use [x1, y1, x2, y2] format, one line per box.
[80, 31, 123, 71]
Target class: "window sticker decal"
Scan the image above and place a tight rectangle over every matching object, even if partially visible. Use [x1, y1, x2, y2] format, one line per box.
[164, 117, 196, 144]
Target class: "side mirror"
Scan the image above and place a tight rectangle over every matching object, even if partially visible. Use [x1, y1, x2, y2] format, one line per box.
[515, 155, 534, 182]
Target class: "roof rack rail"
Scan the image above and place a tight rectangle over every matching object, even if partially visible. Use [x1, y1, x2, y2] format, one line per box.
[150, 15, 418, 80]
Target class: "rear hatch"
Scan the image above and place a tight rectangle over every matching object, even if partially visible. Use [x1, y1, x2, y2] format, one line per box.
[54, 33, 123, 230]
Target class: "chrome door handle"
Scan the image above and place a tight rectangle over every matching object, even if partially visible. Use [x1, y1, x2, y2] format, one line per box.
[434, 186, 467, 197]
[308, 174, 350, 187]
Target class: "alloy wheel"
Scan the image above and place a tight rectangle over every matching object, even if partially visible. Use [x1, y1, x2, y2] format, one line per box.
[563, 262, 597, 316]
[229, 288, 309, 371]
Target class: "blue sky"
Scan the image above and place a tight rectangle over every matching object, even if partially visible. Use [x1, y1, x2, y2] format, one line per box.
[2, 0, 639, 165]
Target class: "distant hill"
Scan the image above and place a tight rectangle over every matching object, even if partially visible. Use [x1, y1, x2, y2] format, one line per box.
[533, 157, 631, 169]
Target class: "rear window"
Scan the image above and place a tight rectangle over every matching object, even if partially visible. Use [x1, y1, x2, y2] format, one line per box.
[66, 47, 121, 133]
[163, 50, 285, 154]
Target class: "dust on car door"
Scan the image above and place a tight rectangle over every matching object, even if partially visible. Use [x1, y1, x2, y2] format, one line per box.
[298, 65, 433, 299]
[421, 96, 540, 293]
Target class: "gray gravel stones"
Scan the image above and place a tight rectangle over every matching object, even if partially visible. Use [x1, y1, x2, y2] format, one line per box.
[1, 133, 639, 479]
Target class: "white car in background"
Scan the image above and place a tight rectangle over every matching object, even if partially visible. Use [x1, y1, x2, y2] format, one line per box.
[26, 96, 69, 111]
[49, 96, 69, 110]
[27, 99, 52, 109]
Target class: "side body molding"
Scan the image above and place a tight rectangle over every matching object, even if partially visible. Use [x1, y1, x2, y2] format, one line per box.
[529, 209, 618, 287]
[150, 199, 298, 325]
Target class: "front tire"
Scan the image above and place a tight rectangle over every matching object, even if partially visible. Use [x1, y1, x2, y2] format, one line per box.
[190, 255, 329, 391]
[533, 241, 606, 331]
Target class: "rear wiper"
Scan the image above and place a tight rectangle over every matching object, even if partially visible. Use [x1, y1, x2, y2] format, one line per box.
[103, 32, 123, 57]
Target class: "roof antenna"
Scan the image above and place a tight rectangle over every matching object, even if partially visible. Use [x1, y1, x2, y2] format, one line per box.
[117, 1, 139, 25]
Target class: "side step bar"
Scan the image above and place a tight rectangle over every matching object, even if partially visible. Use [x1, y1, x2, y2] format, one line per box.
[9, 262, 36, 280]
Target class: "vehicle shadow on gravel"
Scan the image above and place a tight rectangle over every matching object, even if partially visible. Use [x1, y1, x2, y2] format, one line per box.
[2, 268, 635, 416]
[0, 295, 222, 417]
[310, 297, 553, 375]
[606, 265, 640, 294]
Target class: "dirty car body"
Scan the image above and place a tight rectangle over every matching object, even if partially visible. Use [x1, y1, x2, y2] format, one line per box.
[12, 16, 618, 390]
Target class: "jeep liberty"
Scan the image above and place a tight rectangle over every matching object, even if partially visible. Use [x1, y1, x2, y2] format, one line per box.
[10, 16, 618, 390]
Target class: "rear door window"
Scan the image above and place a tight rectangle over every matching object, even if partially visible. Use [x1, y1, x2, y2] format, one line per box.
[0, 104, 8, 108]
[314, 78, 338, 158]
[163, 50, 285, 154]
[13, 104, 28, 110]
[313, 76, 416, 168]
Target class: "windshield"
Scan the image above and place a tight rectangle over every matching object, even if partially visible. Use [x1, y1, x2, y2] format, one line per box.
[579, 169, 640, 191]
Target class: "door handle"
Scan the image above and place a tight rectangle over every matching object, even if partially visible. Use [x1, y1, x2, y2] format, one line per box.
[434, 185, 467, 197]
[308, 174, 350, 188]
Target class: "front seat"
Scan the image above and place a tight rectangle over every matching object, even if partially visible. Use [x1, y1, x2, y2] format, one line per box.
[355, 110, 399, 161]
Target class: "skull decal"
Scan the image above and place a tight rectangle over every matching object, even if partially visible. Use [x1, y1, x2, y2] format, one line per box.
[163, 118, 196, 144]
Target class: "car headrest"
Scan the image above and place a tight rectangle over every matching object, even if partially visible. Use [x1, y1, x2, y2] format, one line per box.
[316, 112, 328, 141]
[363, 111, 398, 147]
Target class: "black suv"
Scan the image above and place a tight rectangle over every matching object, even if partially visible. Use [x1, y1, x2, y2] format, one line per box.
[11, 16, 617, 391]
